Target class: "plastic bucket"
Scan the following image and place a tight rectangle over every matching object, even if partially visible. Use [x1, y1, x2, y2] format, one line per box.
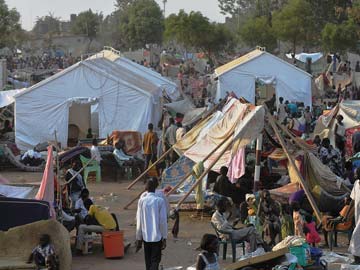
[102, 231, 124, 258]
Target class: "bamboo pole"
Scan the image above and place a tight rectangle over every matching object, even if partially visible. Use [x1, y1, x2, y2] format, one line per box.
[54, 131, 62, 220]
[126, 147, 172, 190]
[123, 188, 146, 210]
[175, 135, 234, 209]
[267, 112, 322, 222]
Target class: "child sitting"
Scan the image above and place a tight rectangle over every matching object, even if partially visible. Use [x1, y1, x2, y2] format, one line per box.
[291, 201, 304, 237]
[27, 234, 58, 270]
[303, 215, 321, 247]
[195, 234, 220, 270]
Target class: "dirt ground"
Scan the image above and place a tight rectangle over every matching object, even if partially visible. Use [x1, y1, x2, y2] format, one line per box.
[1, 170, 351, 270]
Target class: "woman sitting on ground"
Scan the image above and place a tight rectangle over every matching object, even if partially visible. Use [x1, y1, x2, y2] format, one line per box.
[258, 190, 281, 246]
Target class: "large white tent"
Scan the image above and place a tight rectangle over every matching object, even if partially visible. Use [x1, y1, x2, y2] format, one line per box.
[15, 55, 179, 150]
[215, 49, 312, 107]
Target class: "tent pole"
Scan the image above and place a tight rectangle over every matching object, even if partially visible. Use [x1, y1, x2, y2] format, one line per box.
[54, 131, 62, 221]
[267, 112, 322, 222]
[254, 133, 263, 192]
[175, 135, 234, 209]
[126, 147, 172, 190]
[123, 129, 236, 209]
[63, 156, 96, 185]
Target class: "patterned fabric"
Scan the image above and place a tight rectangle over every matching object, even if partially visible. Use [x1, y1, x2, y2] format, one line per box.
[161, 156, 195, 188]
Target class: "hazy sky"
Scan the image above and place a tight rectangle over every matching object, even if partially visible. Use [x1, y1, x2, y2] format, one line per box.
[6, 0, 225, 31]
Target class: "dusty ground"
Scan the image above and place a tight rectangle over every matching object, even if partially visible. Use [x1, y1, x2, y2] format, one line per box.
[1, 170, 351, 270]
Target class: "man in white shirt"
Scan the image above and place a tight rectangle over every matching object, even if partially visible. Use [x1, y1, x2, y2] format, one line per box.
[136, 179, 168, 270]
[90, 139, 102, 163]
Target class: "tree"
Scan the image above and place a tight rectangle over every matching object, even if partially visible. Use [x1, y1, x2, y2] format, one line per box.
[240, 16, 277, 51]
[72, 9, 103, 51]
[0, 0, 22, 48]
[321, 20, 358, 53]
[115, 0, 135, 11]
[118, 0, 164, 49]
[33, 13, 61, 35]
[272, 0, 317, 52]
[164, 11, 234, 62]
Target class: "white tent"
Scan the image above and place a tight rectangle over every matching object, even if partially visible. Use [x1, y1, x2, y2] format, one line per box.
[15, 56, 178, 150]
[92, 49, 180, 100]
[215, 49, 312, 107]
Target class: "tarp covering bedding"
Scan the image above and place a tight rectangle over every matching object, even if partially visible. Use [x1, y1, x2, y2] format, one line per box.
[0, 89, 23, 108]
[15, 58, 162, 150]
[0, 197, 50, 231]
[303, 152, 349, 195]
[215, 49, 312, 108]
[184, 101, 265, 172]
[0, 185, 33, 198]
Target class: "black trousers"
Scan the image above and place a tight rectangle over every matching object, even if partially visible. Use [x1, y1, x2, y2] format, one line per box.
[143, 240, 162, 270]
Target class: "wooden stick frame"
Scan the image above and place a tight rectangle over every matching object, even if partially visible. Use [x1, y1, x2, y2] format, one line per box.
[267, 112, 322, 222]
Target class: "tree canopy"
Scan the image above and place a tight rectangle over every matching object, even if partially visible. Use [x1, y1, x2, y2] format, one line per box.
[71, 9, 103, 41]
[240, 16, 277, 51]
[117, 0, 164, 50]
[164, 10, 234, 61]
[272, 0, 316, 52]
[0, 0, 23, 48]
[33, 13, 61, 35]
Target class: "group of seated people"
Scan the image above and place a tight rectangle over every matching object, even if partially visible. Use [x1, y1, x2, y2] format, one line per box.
[59, 161, 118, 254]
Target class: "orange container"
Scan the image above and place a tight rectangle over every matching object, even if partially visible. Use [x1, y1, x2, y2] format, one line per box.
[102, 231, 124, 258]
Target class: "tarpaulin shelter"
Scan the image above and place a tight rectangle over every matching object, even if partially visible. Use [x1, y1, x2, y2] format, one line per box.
[285, 52, 323, 64]
[314, 100, 360, 156]
[14, 51, 180, 150]
[215, 49, 312, 107]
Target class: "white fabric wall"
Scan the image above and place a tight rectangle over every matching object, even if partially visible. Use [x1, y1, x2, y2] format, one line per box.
[216, 71, 255, 102]
[15, 62, 157, 150]
[216, 53, 312, 107]
[115, 57, 179, 100]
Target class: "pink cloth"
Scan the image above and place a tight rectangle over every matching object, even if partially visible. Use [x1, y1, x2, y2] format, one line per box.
[35, 146, 56, 218]
[227, 147, 245, 183]
[305, 222, 321, 244]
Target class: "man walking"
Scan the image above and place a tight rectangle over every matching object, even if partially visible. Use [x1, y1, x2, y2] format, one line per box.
[136, 179, 168, 270]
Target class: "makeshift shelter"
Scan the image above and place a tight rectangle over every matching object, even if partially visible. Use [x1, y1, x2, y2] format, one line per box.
[15, 54, 179, 150]
[314, 100, 360, 156]
[215, 49, 312, 107]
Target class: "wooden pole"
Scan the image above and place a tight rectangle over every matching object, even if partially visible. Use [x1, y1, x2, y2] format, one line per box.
[267, 112, 322, 222]
[123, 188, 146, 210]
[126, 147, 172, 190]
[175, 135, 234, 209]
[63, 156, 96, 185]
[123, 128, 236, 209]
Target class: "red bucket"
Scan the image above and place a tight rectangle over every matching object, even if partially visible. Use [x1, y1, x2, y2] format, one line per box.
[102, 231, 124, 258]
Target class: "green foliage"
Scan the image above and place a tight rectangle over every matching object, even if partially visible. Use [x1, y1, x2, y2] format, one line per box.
[0, 0, 22, 48]
[272, 0, 316, 51]
[240, 16, 277, 51]
[33, 13, 61, 35]
[118, 0, 164, 49]
[164, 10, 234, 59]
[321, 20, 358, 53]
[71, 9, 103, 41]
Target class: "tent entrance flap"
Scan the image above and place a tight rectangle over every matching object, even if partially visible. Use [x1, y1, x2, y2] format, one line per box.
[256, 77, 276, 100]
[67, 97, 98, 146]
